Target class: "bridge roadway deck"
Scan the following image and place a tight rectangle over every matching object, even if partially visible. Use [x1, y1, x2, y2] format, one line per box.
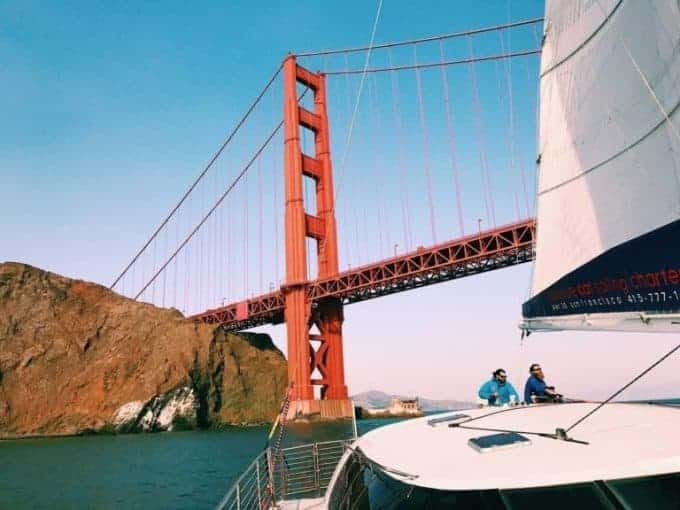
[191, 218, 535, 331]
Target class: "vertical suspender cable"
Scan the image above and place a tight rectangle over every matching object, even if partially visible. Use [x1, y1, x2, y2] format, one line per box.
[243, 168, 249, 298]
[388, 48, 413, 251]
[184, 195, 191, 314]
[335, 0, 384, 201]
[225, 177, 231, 304]
[162, 228, 168, 307]
[110, 65, 283, 291]
[199, 181, 206, 310]
[257, 155, 263, 294]
[499, 29, 529, 219]
[468, 35, 496, 228]
[341, 52, 354, 268]
[413, 45, 437, 244]
[271, 88, 280, 287]
[213, 163, 219, 306]
[272, 144, 280, 286]
[439, 40, 465, 236]
[218, 163, 224, 304]
[173, 212, 179, 308]
[367, 75, 386, 258]
[151, 239, 157, 304]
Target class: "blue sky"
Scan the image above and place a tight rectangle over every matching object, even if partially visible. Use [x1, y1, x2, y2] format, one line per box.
[2, 0, 678, 402]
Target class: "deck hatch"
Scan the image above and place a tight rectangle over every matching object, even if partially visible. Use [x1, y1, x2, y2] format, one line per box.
[468, 432, 531, 453]
[427, 414, 470, 426]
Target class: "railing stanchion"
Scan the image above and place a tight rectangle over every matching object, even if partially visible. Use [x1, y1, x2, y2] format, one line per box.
[313, 442, 321, 496]
[256, 460, 261, 506]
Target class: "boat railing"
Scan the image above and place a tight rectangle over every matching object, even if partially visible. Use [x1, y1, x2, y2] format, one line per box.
[216, 439, 350, 510]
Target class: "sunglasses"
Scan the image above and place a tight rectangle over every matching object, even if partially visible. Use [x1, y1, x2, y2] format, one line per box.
[531, 367, 542, 372]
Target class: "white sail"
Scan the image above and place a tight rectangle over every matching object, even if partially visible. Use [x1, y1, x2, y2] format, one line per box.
[522, 0, 680, 332]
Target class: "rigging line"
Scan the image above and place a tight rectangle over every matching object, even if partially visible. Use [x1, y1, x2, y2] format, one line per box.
[295, 17, 544, 57]
[110, 64, 283, 290]
[565, 341, 680, 434]
[133, 122, 283, 301]
[451, 423, 589, 445]
[335, 0, 384, 203]
[325, 49, 541, 75]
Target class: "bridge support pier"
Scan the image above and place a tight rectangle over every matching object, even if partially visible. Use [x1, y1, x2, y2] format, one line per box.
[282, 55, 350, 419]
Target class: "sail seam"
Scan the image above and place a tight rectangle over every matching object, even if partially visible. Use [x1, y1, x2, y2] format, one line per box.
[538, 95, 680, 197]
[540, 0, 623, 78]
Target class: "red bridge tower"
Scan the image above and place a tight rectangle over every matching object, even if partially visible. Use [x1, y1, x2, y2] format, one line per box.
[282, 56, 352, 419]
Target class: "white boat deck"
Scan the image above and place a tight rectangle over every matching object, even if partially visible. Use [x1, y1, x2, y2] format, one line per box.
[356, 402, 680, 490]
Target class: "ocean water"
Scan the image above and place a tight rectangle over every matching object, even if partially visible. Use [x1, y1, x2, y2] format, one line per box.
[1, 403, 677, 509]
[0, 417, 403, 510]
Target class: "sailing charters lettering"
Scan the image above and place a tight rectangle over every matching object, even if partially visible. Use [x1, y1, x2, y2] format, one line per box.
[547, 269, 680, 303]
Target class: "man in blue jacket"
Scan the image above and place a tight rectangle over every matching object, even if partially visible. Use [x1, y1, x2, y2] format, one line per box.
[478, 369, 519, 406]
[524, 363, 561, 403]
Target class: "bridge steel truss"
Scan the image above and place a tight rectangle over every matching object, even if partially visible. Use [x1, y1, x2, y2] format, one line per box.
[192, 217, 535, 331]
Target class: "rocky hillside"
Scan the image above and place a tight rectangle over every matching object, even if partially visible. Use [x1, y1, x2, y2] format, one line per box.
[0, 262, 287, 437]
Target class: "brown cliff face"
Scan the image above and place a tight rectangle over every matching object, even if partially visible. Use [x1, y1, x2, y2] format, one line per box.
[0, 262, 287, 437]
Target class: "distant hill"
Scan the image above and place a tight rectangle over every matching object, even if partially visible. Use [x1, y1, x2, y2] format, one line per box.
[351, 390, 474, 412]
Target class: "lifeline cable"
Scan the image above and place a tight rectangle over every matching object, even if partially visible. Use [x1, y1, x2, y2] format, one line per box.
[565, 341, 680, 434]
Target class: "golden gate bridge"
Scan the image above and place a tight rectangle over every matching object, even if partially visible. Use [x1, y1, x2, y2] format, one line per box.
[110, 17, 542, 418]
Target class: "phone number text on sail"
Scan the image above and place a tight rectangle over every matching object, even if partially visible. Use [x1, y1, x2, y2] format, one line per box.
[550, 291, 680, 313]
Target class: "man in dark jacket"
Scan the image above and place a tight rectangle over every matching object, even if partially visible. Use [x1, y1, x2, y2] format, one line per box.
[524, 364, 561, 403]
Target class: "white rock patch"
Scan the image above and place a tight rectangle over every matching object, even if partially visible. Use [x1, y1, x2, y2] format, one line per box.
[157, 388, 197, 431]
[112, 401, 145, 426]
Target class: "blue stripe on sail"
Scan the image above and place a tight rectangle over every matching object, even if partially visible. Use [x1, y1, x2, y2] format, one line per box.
[523, 218, 680, 318]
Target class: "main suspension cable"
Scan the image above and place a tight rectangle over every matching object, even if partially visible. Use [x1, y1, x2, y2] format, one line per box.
[134, 88, 310, 302]
[325, 49, 541, 75]
[133, 122, 283, 301]
[111, 64, 283, 290]
[295, 17, 543, 57]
